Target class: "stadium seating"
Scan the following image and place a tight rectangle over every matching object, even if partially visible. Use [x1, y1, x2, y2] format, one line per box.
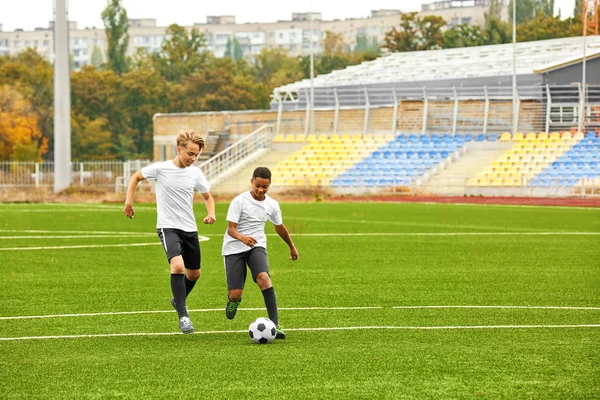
[271, 133, 386, 186]
[530, 133, 600, 187]
[467, 132, 581, 187]
[331, 133, 466, 188]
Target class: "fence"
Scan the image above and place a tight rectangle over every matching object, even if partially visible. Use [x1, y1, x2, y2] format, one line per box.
[0, 161, 151, 190]
[272, 84, 600, 136]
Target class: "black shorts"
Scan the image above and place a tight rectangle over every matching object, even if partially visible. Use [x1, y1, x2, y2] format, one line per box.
[157, 228, 201, 270]
[224, 247, 269, 291]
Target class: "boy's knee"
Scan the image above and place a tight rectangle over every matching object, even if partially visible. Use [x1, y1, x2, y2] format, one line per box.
[256, 272, 271, 287]
[186, 270, 200, 281]
[228, 289, 243, 302]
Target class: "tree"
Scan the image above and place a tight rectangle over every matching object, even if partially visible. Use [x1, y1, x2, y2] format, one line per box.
[509, 0, 555, 24]
[71, 115, 115, 160]
[382, 12, 446, 52]
[224, 38, 244, 61]
[91, 46, 104, 69]
[517, 14, 581, 41]
[0, 50, 53, 159]
[574, 0, 583, 18]
[251, 48, 303, 89]
[153, 24, 207, 81]
[0, 85, 47, 161]
[101, 0, 130, 74]
[322, 31, 346, 55]
[443, 24, 486, 48]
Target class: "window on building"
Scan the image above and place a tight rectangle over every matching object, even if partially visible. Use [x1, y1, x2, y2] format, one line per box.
[290, 44, 297, 52]
[43, 40, 49, 47]
[461, 17, 472, 25]
[14, 40, 21, 48]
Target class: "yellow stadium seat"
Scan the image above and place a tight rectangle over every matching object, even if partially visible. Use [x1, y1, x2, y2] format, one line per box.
[549, 132, 561, 140]
[295, 134, 306, 143]
[573, 131, 584, 140]
[284, 134, 295, 142]
[513, 132, 524, 141]
[500, 132, 511, 142]
[341, 134, 351, 141]
[352, 134, 363, 141]
[273, 134, 284, 143]
[537, 132, 549, 140]
[525, 132, 537, 141]
[562, 132, 572, 140]
[306, 134, 318, 142]
[318, 134, 329, 142]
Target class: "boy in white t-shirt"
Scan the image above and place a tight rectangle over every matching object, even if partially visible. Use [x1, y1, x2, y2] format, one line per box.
[222, 167, 298, 339]
[123, 129, 216, 334]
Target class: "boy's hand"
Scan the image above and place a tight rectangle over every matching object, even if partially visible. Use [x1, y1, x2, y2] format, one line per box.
[241, 235, 257, 248]
[123, 204, 135, 219]
[290, 247, 299, 261]
[203, 215, 216, 224]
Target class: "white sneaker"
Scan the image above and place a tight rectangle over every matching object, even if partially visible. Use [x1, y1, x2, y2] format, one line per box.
[179, 316, 194, 334]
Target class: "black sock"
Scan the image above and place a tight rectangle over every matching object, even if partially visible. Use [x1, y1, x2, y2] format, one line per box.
[170, 274, 188, 317]
[184, 275, 197, 297]
[262, 286, 278, 326]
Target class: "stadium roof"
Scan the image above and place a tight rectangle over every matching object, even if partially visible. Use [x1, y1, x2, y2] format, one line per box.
[274, 36, 600, 95]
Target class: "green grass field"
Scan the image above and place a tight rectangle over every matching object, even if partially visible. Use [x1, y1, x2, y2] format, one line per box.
[0, 201, 599, 399]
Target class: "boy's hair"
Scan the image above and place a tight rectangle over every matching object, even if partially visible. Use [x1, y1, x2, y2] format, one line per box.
[252, 167, 272, 181]
[176, 129, 205, 151]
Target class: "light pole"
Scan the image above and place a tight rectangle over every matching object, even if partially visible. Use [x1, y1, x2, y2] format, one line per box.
[53, 0, 71, 192]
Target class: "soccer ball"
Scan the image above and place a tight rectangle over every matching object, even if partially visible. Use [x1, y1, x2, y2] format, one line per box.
[248, 317, 277, 344]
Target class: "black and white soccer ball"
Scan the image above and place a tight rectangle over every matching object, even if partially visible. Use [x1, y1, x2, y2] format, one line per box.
[248, 317, 277, 344]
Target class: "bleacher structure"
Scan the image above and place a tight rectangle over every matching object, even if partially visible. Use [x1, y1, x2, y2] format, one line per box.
[144, 36, 600, 198]
[261, 131, 600, 196]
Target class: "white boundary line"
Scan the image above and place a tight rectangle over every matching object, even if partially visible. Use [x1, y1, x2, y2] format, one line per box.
[1, 305, 598, 321]
[0, 306, 383, 320]
[393, 305, 600, 310]
[2, 324, 599, 341]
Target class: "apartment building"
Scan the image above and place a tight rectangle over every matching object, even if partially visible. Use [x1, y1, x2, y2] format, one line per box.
[0, 1, 506, 69]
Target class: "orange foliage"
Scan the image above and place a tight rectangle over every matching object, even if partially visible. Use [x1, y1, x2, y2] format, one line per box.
[0, 85, 47, 160]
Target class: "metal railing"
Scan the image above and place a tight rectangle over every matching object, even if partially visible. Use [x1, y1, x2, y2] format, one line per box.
[197, 124, 274, 185]
[272, 84, 600, 136]
[0, 161, 151, 189]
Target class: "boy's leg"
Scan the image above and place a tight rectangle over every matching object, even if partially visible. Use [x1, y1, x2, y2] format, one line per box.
[182, 231, 201, 297]
[158, 228, 194, 334]
[249, 248, 285, 338]
[224, 253, 248, 319]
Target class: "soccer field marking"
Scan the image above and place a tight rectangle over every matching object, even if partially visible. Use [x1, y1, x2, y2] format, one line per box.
[0, 235, 157, 239]
[392, 305, 600, 310]
[0, 306, 383, 320]
[1, 324, 599, 342]
[0, 229, 154, 236]
[2, 305, 599, 321]
[288, 216, 550, 232]
[1, 231, 598, 251]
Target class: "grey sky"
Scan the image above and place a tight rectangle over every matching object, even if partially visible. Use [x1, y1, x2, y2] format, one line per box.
[0, 0, 577, 32]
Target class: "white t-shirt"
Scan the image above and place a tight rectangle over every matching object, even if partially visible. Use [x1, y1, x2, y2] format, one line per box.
[222, 191, 283, 256]
[141, 160, 210, 232]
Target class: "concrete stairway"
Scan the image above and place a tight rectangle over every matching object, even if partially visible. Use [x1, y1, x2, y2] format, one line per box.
[419, 141, 513, 195]
[211, 143, 304, 195]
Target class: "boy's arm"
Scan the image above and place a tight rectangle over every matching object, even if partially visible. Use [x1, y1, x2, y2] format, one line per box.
[123, 171, 146, 219]
[227, 221, 257, 248]
[201, 192, 216, 224]
[274, 224, 298, 261]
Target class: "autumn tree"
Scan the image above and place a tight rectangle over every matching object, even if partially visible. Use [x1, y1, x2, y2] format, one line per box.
[322, 31, 346, 55]
[101, 0, 130, 74]
[0, 50, 53, 158]
[443, 24, 486, 48]
[0, 86, 47, 161]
